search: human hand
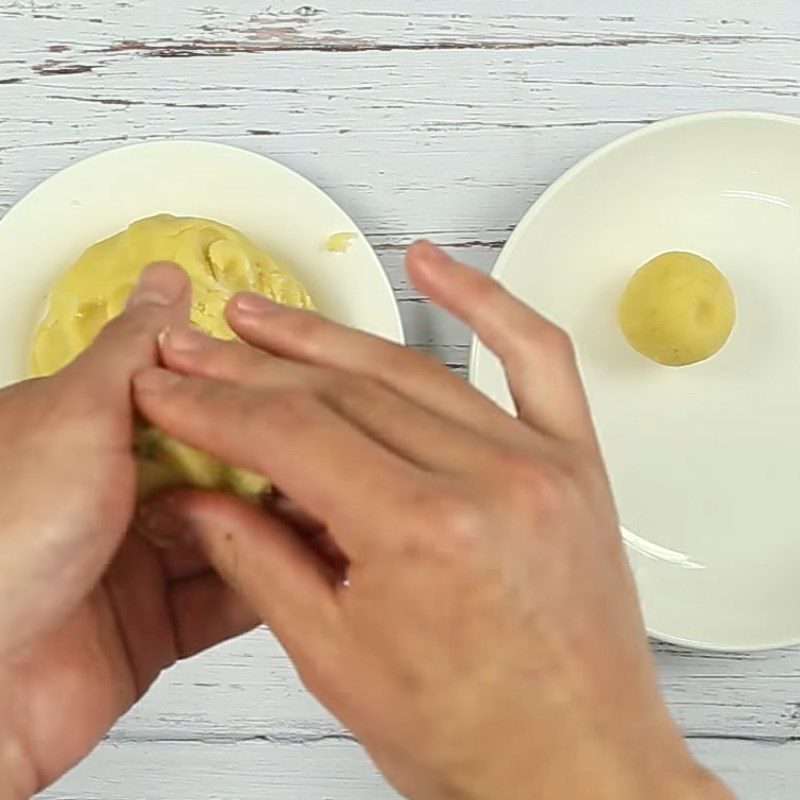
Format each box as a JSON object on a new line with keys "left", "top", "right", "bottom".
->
{"left": 0, "top": 263, "right": 257, "bottom": 799}
{"left": 134, "top": 244, "right": 733, "bottom": 800}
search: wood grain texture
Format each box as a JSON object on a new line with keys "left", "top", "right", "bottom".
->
{"left": 34, "top": 736, "right": 800, "bottom": 800}
{"left": 0, "top": 1, "right": 799, "bottom": 797}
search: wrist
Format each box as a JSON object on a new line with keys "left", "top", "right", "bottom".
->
{"left": 609, "top": 735, "right": 735, "bottom": 800}
{"left": 601, "top": 707, "right": 736, "bottom": 800}
{"left": 596, "top": 741, "right": 735, "bottom": 800}
{"left": 0, "top": 738, "right": 30, "bottom": 800}
{"left": 455, "top": 729, "right": 735, "bottom": 800}
{"left": 482, "top": 758, "right": 734, "bottom": 800}
{"left": 0, "top": 702, "right": 33, "bottom": 800}
{"left": 660, "top": 761, "right": 735, "bottom": 800}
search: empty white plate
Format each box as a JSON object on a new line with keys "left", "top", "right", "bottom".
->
{"left": 470, "top": 112, "right": 800, "bottom": 651}
{"left": 0, "top": 140, "right": 403, "bottom": 386}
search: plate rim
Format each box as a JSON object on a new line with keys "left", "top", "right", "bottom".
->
{"left": 1, "top": 137, "right": 405, "bottom": 345}
{"left": 468, "top": 110, "right": 800, "bottom": 652}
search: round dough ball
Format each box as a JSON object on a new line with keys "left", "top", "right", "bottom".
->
{"left": 30, "top": 214, "right": 315, "bottom": 499}
{"left": 618, "top": 251, "right": 736, "bottom": 367}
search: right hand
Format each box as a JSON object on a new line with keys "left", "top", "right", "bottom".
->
{"left": 134, "top": 242, "right": 733, "bottom": 800}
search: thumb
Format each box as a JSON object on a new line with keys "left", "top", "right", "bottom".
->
{"left": 135, "top": 488, "right": 340, "bottom": 655}
{"left": 62, "top": 261, "right": 191, "bottom": 396}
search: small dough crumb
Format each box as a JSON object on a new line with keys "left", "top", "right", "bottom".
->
{"left": 618, "top": 251, "right": 736, "bottom": 367}
{"left": 325, "top": 232, "right": 357, "bottom": 254}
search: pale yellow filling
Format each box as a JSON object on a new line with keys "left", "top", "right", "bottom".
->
{"left": 618, "top": 251, "right": 736, "bottom": 367}
{"left": 31, "top": 214, "right": 315, "bottom": 499}
{"left": 325, "top": 232, "right": 357, "bottom": 254}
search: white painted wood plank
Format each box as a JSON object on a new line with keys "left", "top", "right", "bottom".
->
{"left": 3, "top": 0, "right": 799, "bottom": 59}
{"left": 37, "top": 735, "right": 800, "bottom": 800}
{"left": 0, "top": 47, "right": 798, "bottom": 248}
{"left": 2, "top": 1, "right": 800, "bottom": 796}
{"left": 0, "top": 5, "right": 799, "bottom": 244}
{"left": 41, "top": 740, "right": 398, "bottom": 800}
{"left": 688, "top": 738, "right": 800, "bottom": 800}
{"left": 91, "top": 630, "right": 800, "bottom": 745}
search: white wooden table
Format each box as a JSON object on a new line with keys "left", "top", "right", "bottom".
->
{"left": 2, "top": 2, "right": 799, "bottom": 797}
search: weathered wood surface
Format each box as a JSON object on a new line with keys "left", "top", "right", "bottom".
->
{"left": 1, "top": 1, "right": 799, "bottom": 797}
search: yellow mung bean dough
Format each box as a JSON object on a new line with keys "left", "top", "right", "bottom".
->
{"left": 618, "top": 251, "right": 736, "bottom": 367}
{"left": 31, "top": 214, "right": 315, "bottom": 499}
{"left": 325, "top": 232, "right": 357, "bottom": 253}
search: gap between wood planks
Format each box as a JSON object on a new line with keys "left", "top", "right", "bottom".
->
{"left": 27, "top": 30, "right": 800, "bottom": 76}
{"left": 100, "top": 729, "right": 800, "bottom": 747}
{"left": 105, "top": 730, "right": 358, "bottom": 746}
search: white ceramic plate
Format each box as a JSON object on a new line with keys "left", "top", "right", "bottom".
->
{"left": 470, "top": 112, "right": 800, "bottom": 651}
{"left": 0, "top": 140, "right": 403, "bottom": 386}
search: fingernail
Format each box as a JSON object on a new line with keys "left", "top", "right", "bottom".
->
{"left": 132, "top": 503, "right": 166, "bottom": 541}
{"left": 162, "top": 325, "right": 209, "bottom": 354}
{"left": 127, "top": 262, "right": 187, "bottom": 309}
{"left": 133, "top": 500, "right": 183, "bottom": 549}
{"left": 232, "top": 292, "right": 281, "bottom": 316}
{"left": 134, "top": 368, "right": 183, "bottom": 394}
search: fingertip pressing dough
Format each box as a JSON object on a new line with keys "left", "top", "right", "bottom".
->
{"left": 618, "top": 251, "right": 736, "bottom": 367}
{"left": 31, "top": 214, "right": 315, "bottom": 499}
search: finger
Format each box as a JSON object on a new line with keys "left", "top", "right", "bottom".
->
{"left": 61, "top": 261, "right": 191, "bottom": 397}
{"left": 264, "top": 494, "right": 326, "bottom": 538}
{"left": 159, "top": 327, "right": 509, "bottom": 475}
{"left": 102, "top": 531, "right": 186, "bottom": 693}
{"left": 137, "top": 488, "right": 340, "bottom": 653}
{"left": 142, "top": 491, "right": 344, "bottom": 581}
{"left": 160, "top": 326, "right": 305, "bottom": 387}
{"left": 158, "top": 538, "right": 212, "bottom": 581}
{"left": 133, "top": 368, "right": 421, "bottom": 552}
{"left": 103, "top": 533, "right": 257, "bottom": 689}
{"left": 224, "top": 291, "right": 520, "bottom": 445}
{"left": 168, "top": 572, "right": 260, "bottom": 659}
{"left": 264, "top": 495, "right": 348, "bottom": 575}
{"left": 406, "top": 241, "right": 595, "bottom": 444}
{"left": 139, "top": 486, "right": 348, "bottom": 581}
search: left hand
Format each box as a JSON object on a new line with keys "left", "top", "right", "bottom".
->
{"left": 0, "top": 263, "right": 258, "bottom": 798}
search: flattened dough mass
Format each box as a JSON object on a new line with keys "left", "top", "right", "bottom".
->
{"left": 31, "top": 214, "right": 315, "bottom": 498}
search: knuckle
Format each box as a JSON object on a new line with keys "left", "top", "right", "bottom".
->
{"left": 535, "top": 321, "right": 575, "bottom": 362}
{"left": 406, "top": 488, "right": 484, "bottom": 568}
{"left": 404, "top": 347, "right": 446, "bottom": 376}
{"left": 369, "top": 340, "right": 441, "bottom": 382}
{"left": 530, "top": 468, "right": 568, "bottom": 519}
{"left": 496, "top": 451, "right": 569, "bottom": 521}
{"left": 281, "top": 310, "right": 323, "bottom": 344}
{"left": 472, "top": 273, "right": 506, "bottom": 312}
{"left": 105, "top": 305, "right": 159, "bottom": 343}
{"left": 321, "top": 371, "right": 387, "bottom": 415}
{"left": 326, "top": 371, "right": 372, "bottom": 400}
{"left": 441, "top": 494, "right": 484, "bottom": 543}
{"left": 498, "top": 450, "right": 542, "bottom": 492}
{"left": 170, "top": 378, "right": 227, "bottom": 424}
{"left": 261, "top": 387, "right": 313, "bottom": 428}
{"left": 553, "top": 449, "right": 591, "bottom": 486}
{"left": 216, "top": 339, "right": 262, "bottom": 373}
{"left": 502, "top": 316, "right": 575, "bottom": 377}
